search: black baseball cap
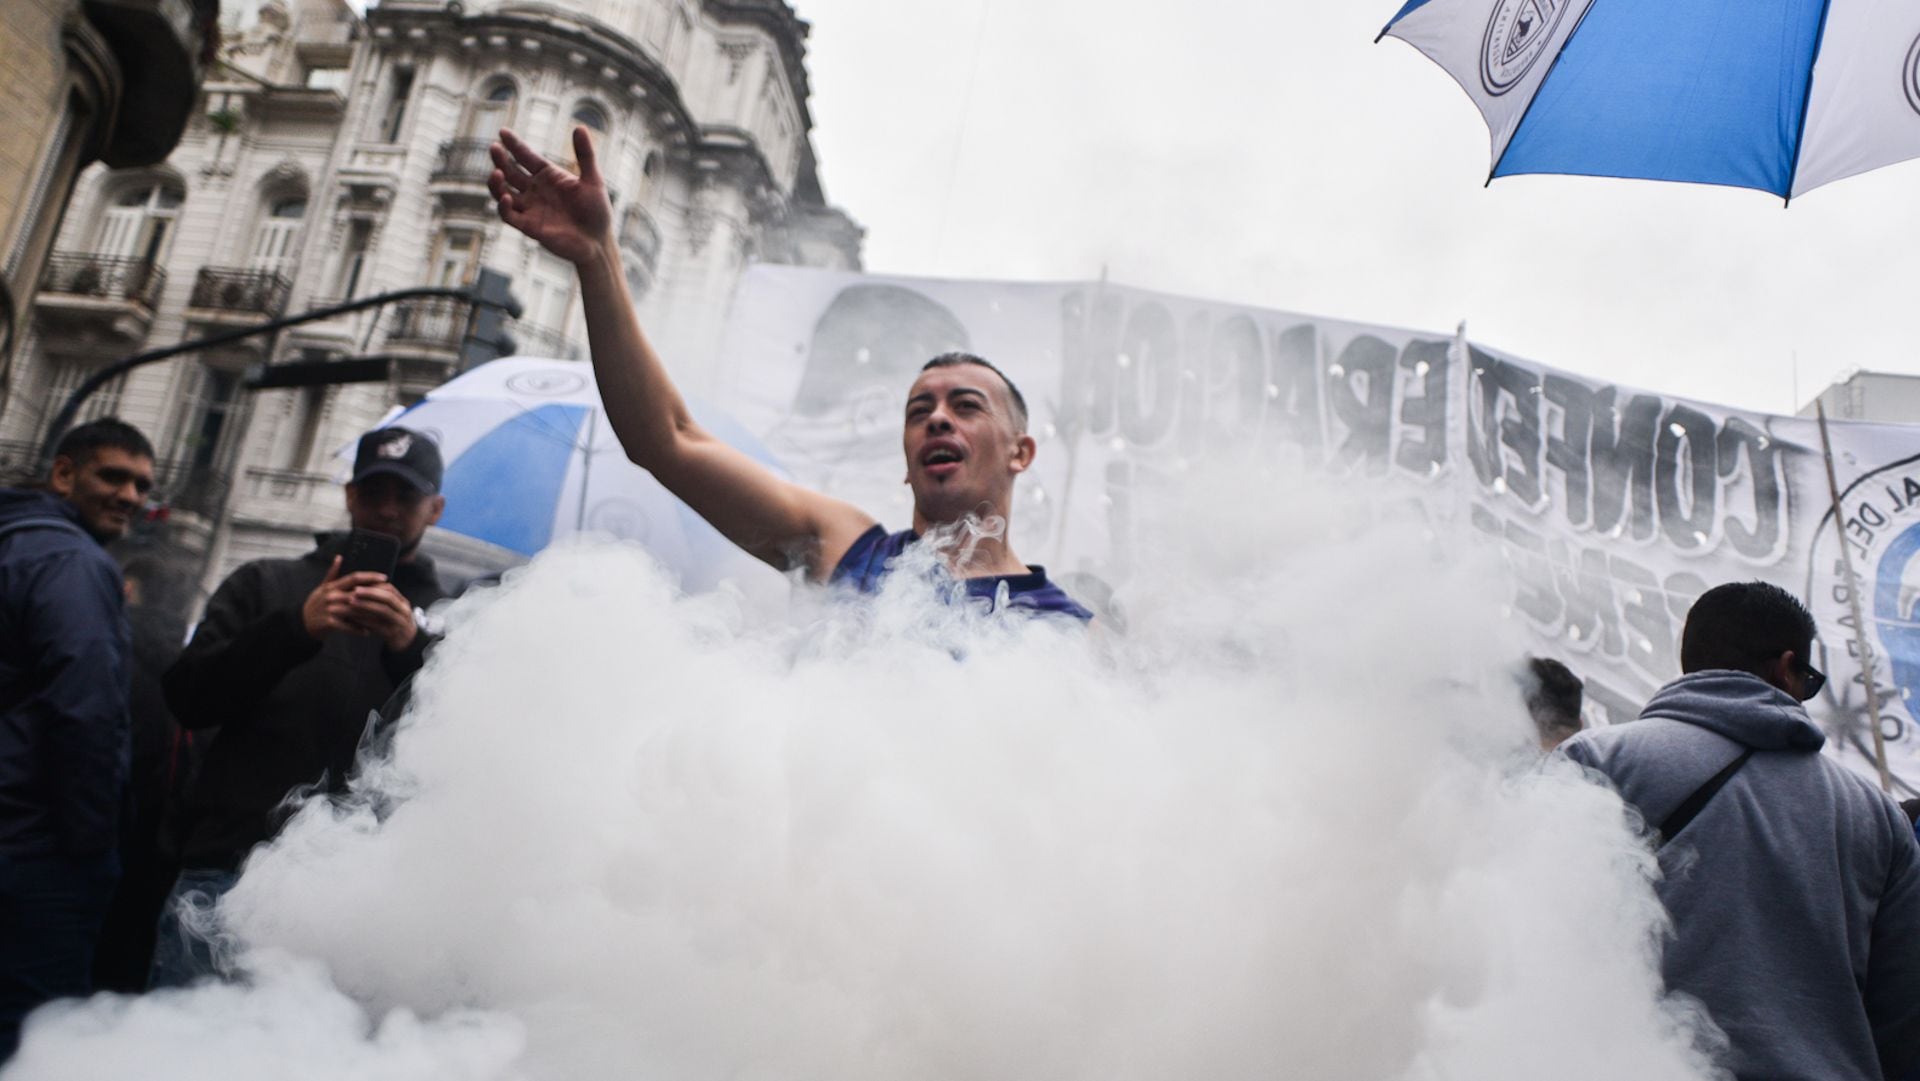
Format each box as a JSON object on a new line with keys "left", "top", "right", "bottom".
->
{"left": 351, "top": 426, "right": 443, "bottom": 494}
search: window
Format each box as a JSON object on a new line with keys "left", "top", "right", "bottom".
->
{"left": 571, "top": 102, "right": 608, "bottom": 134}
{"left": 250, "top": 196, "right": 306, "bottom": 273}
{"left": 524, "top": 251, "right": 575, "bottom": 333}
{"left": 334, "top": 219, "right": 372, "bottom": 300}
{"left": 466, "top": 78, "right": 516, "bottom": 141}
{"left": 180, "top": 366, "right": 240, "bottom": 496}
{"left": 282, "top": 354, "right": 333, "bottom": 470}
{"left": 97, "top": 182, "right": 185, "bottom": 264}
{"left": 378, "top": 66, "right": 414, "bottom": 142}
{"left": 433, "top": 230, "right": 478, "bottom": 286}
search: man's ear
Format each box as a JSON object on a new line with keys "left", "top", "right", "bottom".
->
{"left": 47, "top": 455, "right": 78, "bottom": 497}
{"left": 1009, "top": 433, "right": 1037, "bottom": 475}
{"left": 1762, "top": 650, "right": 1797, "bottom": 694}
{"left": 426, "top": 494, "right": 446, "bottom": 528}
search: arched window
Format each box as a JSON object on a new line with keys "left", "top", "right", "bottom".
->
{"left": 251, "top": 195, "right": 307, "bottom": 272}
{"left": 97, "top": 181, "right": 185, "bottom": 264}
{"left": 571, "top": 102, "right": 608, "bottom": 134}
{"left": 466, "top": 78, "right": 517, "bottom": 141}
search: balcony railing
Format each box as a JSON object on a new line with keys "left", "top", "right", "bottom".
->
{"left": 188, "top": 267, "right": 292, "bottom": 318}
{"left": 39, "top": 253, "right": 166, "bottom": 310}
{"left": 431, "top": 139, "right": 493, "bottom": 184}
{"left": 385, "top": 297, "right": 469, "bottom": 350}
{"left": 507, "top": 319, "right": 583, "bottom": 360}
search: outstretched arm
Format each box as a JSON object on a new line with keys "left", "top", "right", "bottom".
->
{"left": 490, "top": 127, "right": 873, "bottom": 578}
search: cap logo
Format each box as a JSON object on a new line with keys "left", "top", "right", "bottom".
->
{"left": 378, "top": 433, "right": 413, "bottom": 459}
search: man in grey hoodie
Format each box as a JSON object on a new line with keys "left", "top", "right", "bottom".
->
{"left": 1560, "top": 581, "right": 1920, "bottom": 1081}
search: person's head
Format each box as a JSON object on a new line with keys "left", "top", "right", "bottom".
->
{"left": 1680, "top": 581, "right": 1824, "bottom": 701}
{"left": 345, "top": 427, "right": 445, "bottom": 556}
{"left": 1521, "top": 656, "right": 1583, "bottom": 750}
{"left": 47, "top": 418, "right": 155, "bottom": 543}
{"left": 119, "top": 552, "right": 194, "bottom": 614}
{"left": 902, "top": 353, "right": 1036, "bottom": 529}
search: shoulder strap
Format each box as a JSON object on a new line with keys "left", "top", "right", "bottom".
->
{"left": 1657, "top": 747, "right": 1755, "bottom": 847}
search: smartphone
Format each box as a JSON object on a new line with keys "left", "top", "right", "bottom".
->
{"left": 339, "top": 528, "right": 401, "bottom": 579}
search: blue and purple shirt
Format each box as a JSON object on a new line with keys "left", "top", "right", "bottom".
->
{"left": 831, "top": 525, "right": 1094, "bottom": 623}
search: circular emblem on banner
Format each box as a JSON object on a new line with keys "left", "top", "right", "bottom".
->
{"left": 505, "top": 370, "right": 587, "bottom": 397}
{"left": 1905, "top": 33, "right": 1920, "bottom": 117}
{"left": 1806, "top": 452, "right": 1920, "bottom": 779}
{"left": 1481, "top": 0, "right": 1569, "bottom": 96}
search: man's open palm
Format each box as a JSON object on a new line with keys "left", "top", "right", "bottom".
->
{"left": 489, "top": 126, "right": 611, "bottom": 265}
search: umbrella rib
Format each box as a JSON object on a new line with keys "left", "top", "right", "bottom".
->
{"left": 1781, "top": 0, "right": 1838, "bottom": 205}
{"left": 1487, "top": 0, "right": 1603, "bottom": 183}
{"left": 495, "top": 401, "right": 598, "bottom": 450}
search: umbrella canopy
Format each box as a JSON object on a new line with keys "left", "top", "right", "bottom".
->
{"left": 1380, "top": 0, "right": 1920, "bottom": 199}
{"left": 378, "top": 357, "right": 784, "bottom": 589}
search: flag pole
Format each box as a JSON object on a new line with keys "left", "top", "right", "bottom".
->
{"left": 1816, "top": 398, "right": 1893, "bottom": 793}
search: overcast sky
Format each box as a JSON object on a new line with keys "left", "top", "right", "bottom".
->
{"left": 788, "top": 0, "right": 1920, "bottom": 415}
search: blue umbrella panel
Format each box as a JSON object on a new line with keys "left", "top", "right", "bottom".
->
{"left": 1382, "top": 0, "right": 1920, "bottom": 199}
{"left": 436, "top": 402, "right": 590, "bottom": 556}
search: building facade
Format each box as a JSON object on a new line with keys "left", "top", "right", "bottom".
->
{"left": 0, "top": 0, "right": 220, "bottom": 375}
{"left": 2, "top": 0, "right": 861, "bottom": 598}
{"left": 1798, "top": 370, "right": 1920, "bottom": 426}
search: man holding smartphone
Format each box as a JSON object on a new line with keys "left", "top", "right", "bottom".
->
{"left": 151, "top": 426, "right": 448, "bottom": 986}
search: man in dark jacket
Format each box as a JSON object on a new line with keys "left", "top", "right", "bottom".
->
{"left": 0, "top": 419, "right": 154, "bottom": 1059}
{"left": 152, "top": 427, "right": 447, "bottom": 987}
{"left": 90, "top": 555, "right": 195, "bottom": 993}
{"left": 1559, "top": 582, "right": 1920, "bottom": 1081}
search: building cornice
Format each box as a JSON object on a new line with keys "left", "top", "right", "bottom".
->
{"left": 367, "top": 3, "right": 704, "bottom": 152}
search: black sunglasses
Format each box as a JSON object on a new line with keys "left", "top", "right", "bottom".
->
{"left": 1794, "top": 660, "right": 1826, "bottom": 701}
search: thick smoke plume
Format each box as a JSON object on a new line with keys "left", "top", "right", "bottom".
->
{"left": 7, "top": 460, "right": 1720, "bottom": 1080}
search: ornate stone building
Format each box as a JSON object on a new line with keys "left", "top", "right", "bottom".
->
{"left": 1, "top": 0, "right": 861, "bottom": 595}
{"left": 0, "top": 0, "right": 220, "bottom": 374}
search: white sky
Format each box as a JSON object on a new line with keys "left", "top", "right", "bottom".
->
{"left": 790, "top": 0, "right": 1920, "bottom": 415}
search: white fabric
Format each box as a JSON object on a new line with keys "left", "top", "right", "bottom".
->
{"left": 1792, "top": 0, "right": 1920, "bottom": 197}
{"left": 1386, "top": 0, "right": 1597, "bottom": 167}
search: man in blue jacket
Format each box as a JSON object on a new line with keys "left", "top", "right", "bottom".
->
{"left": 1560, "top": 582, "right": 1920, "bottom": 1081}
{"left": 0, "top": 419, "right": 154, "bottom": 1060}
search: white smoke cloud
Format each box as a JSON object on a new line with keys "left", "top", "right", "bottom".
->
{"left": 6, "top": 460, "right": 1720, "bottom": 1080}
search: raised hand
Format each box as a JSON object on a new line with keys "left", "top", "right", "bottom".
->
{"left": 489, "top": 126, "right": 612, "bottom": 266}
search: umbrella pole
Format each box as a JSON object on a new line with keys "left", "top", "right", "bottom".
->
{"left": 577, "top": 408, "right": 596, "bottom": 533}
{"left": 1816, "top": 399, "right": 1893, "bottom": 793}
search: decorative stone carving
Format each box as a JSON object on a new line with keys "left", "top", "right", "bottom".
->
{"left": 720, "top": 40, "right": 756, "bottom": 84}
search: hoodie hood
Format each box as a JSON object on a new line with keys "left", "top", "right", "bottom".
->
{"left": 1641, "top": 669, "right": 1825, "bottom": 752}
{"left": 0, "top": 487, "right": 84, "bottom": 531}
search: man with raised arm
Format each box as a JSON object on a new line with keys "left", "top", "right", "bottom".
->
{"left": 488, "top": 127, "right": 1089, "bottom": 621}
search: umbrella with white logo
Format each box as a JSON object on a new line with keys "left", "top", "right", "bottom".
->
{"left": 375, "top": 356, "right": 784, "bottom": 592}
{"left": 1379, "top": 0, "right": 1920, "bottom": 200}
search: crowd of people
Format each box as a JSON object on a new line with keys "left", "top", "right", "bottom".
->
{"left": 2, "top": 124, "right": 1917, "bottom": 1080}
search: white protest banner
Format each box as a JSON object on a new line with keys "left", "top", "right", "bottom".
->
{"left": 709, "top": 265, "right": 1920, "bottom": 791}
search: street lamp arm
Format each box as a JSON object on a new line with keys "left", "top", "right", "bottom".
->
{"left": 36, "top": 284, "right": 514, "bottom": 470}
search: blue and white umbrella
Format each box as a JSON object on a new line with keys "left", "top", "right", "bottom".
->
{"left": 1380, "top": 0, "right": 1920, "bottom": 199}
{"left": 378, "top": 356, "right": 784, "bottom": 590}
